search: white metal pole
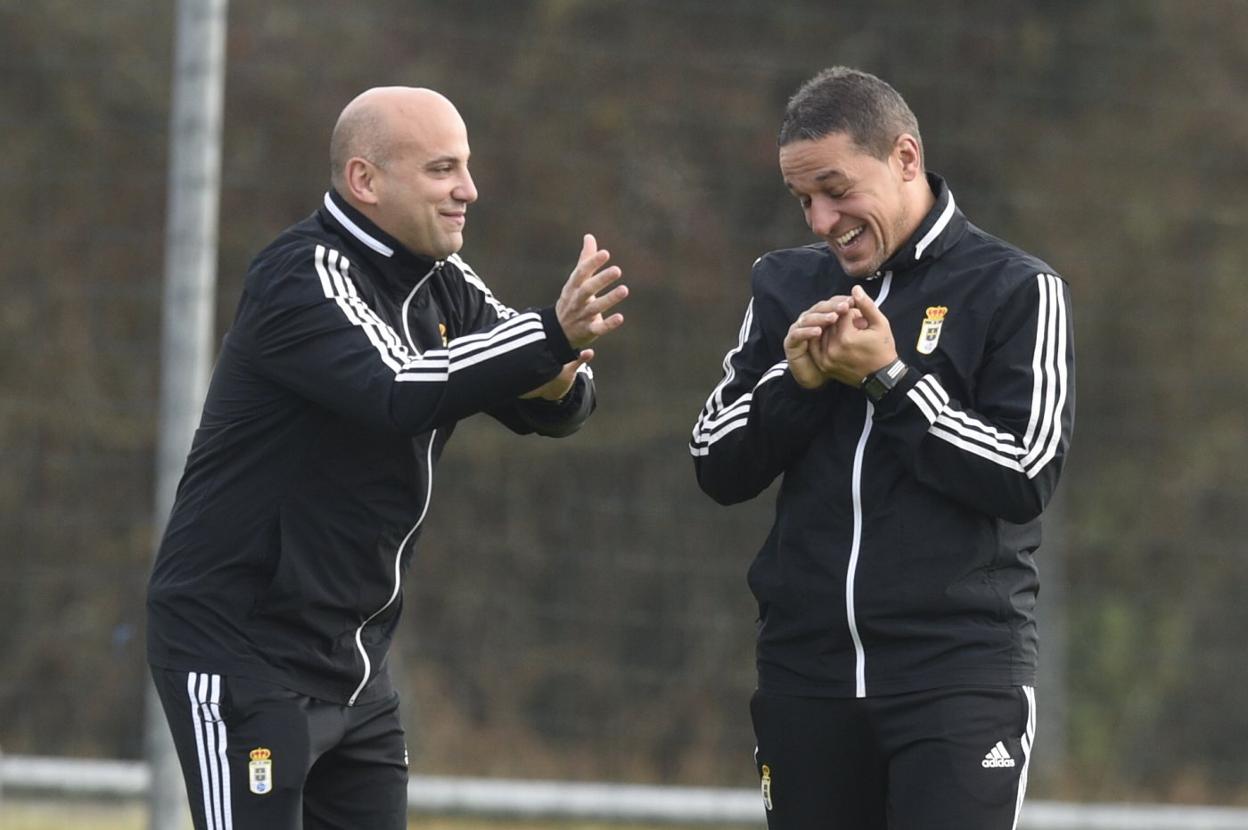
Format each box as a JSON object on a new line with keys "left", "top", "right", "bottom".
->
{"left": 1036, "top": 485, "right": 1069, "bottom": 783}
{"left": 146, "top": 0, "right": 228, "bottom": 828}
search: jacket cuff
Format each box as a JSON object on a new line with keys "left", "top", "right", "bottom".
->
{"left": 873, "top": 369, "right": 948, "bottom": 423}
{"left": 870, "top": 366, "right": 923, "bottom": 417}
{"left": 539, "top": 306, "right": 579, "bottom": 364}
{"left": 515, "top": 372, "right": 596, "bottom": 437}
{"left": 776, "top": 369, "right": 833, "bottom": 402}
{"left": 761, "top": 368, "right": 836, "bottom": 434}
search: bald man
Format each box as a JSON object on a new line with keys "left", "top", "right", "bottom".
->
{"left": 146, "top": 87, "right": 628, "bottom": 830}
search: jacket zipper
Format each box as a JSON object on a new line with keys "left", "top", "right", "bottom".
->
{"left": 347, "top": 430, "right": 436, "bottom": 705}
{"left": 347, "top": 263, "right": 442, "bottom": 705}
{"left": 845, "top": 271, "right": 893, "bottom": 698}
{"left": 400, "top": 261, "right": 442, "bottom": 355}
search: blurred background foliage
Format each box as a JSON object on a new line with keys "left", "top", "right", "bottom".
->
{"left": 1, "top": 0, "right": 1246, "bottom": 805}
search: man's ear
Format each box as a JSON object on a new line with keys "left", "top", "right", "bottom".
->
{"left": 894, "top": 134, "right": 923, "bottom": 182}
{"left": 344, "top": 157, "right": 380, "bottom": 205}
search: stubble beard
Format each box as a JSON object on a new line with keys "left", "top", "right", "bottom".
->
{"left": 851, "top": 203, "right": 911, "bottom": 278}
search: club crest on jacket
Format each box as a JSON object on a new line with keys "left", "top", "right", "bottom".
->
{"left": 917, "top": 305, "right": 948, "bottom": 355}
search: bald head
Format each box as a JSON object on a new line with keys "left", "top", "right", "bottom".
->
{"left": 329, "top": 87, "right": 462, "bottom": 192}
{"left": 329, "top": 86, "right": 478, "bottom": 258}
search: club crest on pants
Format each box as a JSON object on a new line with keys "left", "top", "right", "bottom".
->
{"left": 248, "top": 747, "right": 273, "bottom": 795}
{"left": 760, "top": 763, "right": 773, "bottom": 811}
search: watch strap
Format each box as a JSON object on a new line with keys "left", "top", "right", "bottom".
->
{"left": 860, "top": 358, "right": 908, "bottom": 402}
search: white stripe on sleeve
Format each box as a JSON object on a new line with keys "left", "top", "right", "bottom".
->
{"left": 919, "top": 273, "right": 1069, "bottom": 480}
{"left": 688, "top": 284, "right": 782, "bottom": 459}
{"left": 312, "top": 246, "right": 551, "bottom": 386}
{"left": 452, "top": 253, "right": 517, "bottom": 320}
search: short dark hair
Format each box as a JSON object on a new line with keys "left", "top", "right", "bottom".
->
{"left": 778, "top": 66, "right": 921, "bottom": 160}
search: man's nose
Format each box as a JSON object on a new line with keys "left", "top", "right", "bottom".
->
{"left": 455, "top": 171, "right": 478, "bottom": 204}
{"left": 809, "top": 198, "right": 839, "bottom": 238}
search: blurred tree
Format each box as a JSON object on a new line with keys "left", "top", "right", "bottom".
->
{"left": 1, "top": 0, "right": 1246, "bottom": 804}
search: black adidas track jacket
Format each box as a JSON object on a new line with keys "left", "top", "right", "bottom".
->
{"left": 691, "top": 174, "right": 1075, "bottom": 698}
{"left": 147, "top": 190, "right": 593, "bottom": 705}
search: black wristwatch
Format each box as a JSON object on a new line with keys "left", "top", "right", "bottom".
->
{"left": 860, "top": 358, "right": 908, "bottom": 402}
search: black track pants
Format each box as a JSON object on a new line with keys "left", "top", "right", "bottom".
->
{"left": 151, "top": 667, "right": 409, "bottom": 830}
{"left": 750, "top": 685, "right": 1036, "bottom": 830}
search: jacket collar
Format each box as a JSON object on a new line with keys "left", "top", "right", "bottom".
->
{"left": 870, "top": 172, "right": 966, "bottom": 278}
{"left": 319, "top": 189, "right": 442, "bottom": 284}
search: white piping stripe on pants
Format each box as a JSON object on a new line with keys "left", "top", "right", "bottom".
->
{"left": 187, "top": 671, "right": 233, "bottom": 830}
{"left": 1012, "top": 684, "right": 1037, "bottom": 830}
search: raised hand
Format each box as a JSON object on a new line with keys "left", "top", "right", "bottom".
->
{"left": 813, "top": 285, "right": 898, "bottom": 386}
{"left": 555, "top": 234, "right": 628, "bottom": 349}
{"left": 785, "top": 298, "right": 852, "bottom": 389}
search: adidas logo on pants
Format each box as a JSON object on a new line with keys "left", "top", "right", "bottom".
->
{"left": 982, "top": 740, "right": 1016, "bottom": 768}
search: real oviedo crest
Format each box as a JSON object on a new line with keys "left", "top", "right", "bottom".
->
{"left": 917, "top": 306, "right": 948, "bottom": 355}
{"left": 248, "top": 747, "right": 273, "bottom": 795}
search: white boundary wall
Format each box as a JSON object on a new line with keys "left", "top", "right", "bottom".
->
{"left": 3, "top": 755, "right": 1248, "bottom": 829}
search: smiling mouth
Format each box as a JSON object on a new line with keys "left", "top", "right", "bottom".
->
{"left": 833, "top": 226, "right": 865, "bottom": 249}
